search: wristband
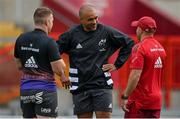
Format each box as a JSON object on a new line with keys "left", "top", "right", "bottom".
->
{"left": 121, "top": 94, "right": 128, "bottom": 100}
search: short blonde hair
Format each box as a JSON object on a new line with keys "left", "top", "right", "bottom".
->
{"left": 33, "top": 7, "right": 53, "bottom": 25}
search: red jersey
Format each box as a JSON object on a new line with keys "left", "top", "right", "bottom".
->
{"left": 128, "top": 36, "right": 166, "bottom": 109}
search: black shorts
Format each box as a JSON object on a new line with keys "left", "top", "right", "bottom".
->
{"left": 20, "top": 89, "right": 58, "bottom": 118}
{"left": 72, "top": 89, "right": 112, "bottom": 115}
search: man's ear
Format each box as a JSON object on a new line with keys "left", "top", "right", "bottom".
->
{"left": 79, "top": 18, "right": 83, "bottom": 24}
{"left": 44, "top": 19, "right": 49, "bottom": 26}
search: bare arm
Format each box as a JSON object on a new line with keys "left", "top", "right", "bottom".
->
{"left": 51, "top": 59, "right": 70, "bottom": 89}
{"left": 124, "top": 69, "right": 142, "bottom": 96}
{"left": 14, "top": 58, "right": 23, "bottom": 70}
{"left": 122, "top": 69, "right": 142, "bottom": 112}
{"left": 51, "top": 59, "right": 66, "bottom": 76}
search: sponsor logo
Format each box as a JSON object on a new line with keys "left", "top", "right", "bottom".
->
{"left": 24, "top": 56, "right": 38, "bottom": 68}
{"left": 41, "top": 108, "right": 51, "bottom": 113}
{"left": 35, "top": 92, "right": 43, "bottom": 104}
{"left": 108, "top": 103, "right": 112, "bottom": 108}
{"left": 76, "top": 43, "right": 83, "bottom": 49}
{"left": 154, "top": 57, "right": 163, "bottom": 68}
{"left": 20, "top": 95, "right": 35, "bottom": 103}
{"left": 150, "top": 48, "right": 164, "bottom": 52}
{"left": 21, "top": 46, "right": 39, "bottom": 52}
{"left": 20, "top": 91, "right": 43, "bottom": 104}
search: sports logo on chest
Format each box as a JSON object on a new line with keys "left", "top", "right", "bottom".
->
{"left": 76, "top": 43, "right": 83, "bottom": 49}
{"left": 99, "top": 39, "right": 106, "bottom": 46}
{"left": 98, "top": 38, "right": 107, "bottom": 51}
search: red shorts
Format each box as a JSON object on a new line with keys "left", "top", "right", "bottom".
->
{"left": 124, "top": 101, "right": 161, "bottom": 118}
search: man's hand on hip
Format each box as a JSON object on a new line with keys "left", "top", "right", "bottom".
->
{"left": 102, "top": 64, "right": 116, "bottom": 72}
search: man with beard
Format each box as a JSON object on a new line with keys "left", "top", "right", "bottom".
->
{"left": 121, "top": 16, "right": 166, "bottom": 118}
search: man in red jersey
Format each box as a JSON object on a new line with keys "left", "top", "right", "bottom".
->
{"left": 121, "top": 16, "right": 166, "bottom": 118}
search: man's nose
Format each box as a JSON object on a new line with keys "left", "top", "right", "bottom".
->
{"left": 92, "top": 19, "right": 97, "bottom": 24}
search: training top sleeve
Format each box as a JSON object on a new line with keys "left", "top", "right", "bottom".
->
{"left": 47, "top": 38, "right": 61, "bottom": 62}
{"left": 56, "top": 31, "right": 71, "bottom": 54}
{"left": 130, "top": 44, "right": 144, "bottom": 69}
{"left": 107, "top": 27, "right": 135, "bottom": 69}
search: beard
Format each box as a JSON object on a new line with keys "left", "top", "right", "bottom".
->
{"left": 83, "top": 23, "right": 97, "bottom": 31}
{"left": 137, "top": 33, "right": 142, "bottom": 41}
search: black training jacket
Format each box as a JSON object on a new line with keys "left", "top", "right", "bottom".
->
{"left": 56, "top": 24, "right": 134, "bottom": 94}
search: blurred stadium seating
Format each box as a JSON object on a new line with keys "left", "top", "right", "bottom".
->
{"left": 0, "top": 22, "right": 23, "bottom": 37}
{"left": 0, "top": 21, "right": 23, "bottom": 105}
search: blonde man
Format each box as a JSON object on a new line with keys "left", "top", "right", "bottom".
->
{"left": 14, "top": 7, "right": 70, "bottom": 118}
